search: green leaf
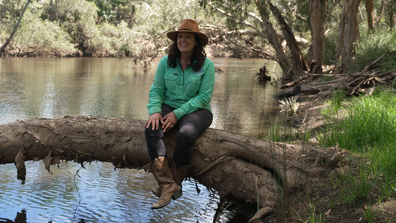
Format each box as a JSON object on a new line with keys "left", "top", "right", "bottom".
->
{"left": 30, "top": 1, "right": 42, "bottom": 9}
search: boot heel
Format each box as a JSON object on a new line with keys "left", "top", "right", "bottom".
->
{"left": 172, "top": 188, "right": 183, "bottom": 200}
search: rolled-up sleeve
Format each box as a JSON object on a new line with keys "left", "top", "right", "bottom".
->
{"left": 147, "top": 58, "right": 167, "bottom": 115}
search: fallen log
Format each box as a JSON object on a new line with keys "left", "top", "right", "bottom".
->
{"left": 0, "top": 116, "right": 343, "bottom": 218}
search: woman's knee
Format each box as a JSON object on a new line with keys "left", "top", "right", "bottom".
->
{"left": 145, "top": 127, "right": 163, "bottom": 140}
{"left": 177, "top": 126, "right": 198, "bottom": 142}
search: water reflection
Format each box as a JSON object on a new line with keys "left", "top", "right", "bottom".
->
{"left": 0, "top": 57, "right": 281, "bottom": 136}
{"left": 0, "top": 58, "right": 281, "bottom": 222}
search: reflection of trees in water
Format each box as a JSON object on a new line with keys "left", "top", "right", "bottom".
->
{"left": 0, "top": 209, "right": 26, "bottom": 223}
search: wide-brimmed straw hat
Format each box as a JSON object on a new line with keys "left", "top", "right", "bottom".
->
{"left": 167, "top": 19, "right": 208, "bottom": 46}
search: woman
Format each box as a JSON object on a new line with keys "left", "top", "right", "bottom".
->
{"left": 144, "top": 19, "right": 215, "bottom": 209}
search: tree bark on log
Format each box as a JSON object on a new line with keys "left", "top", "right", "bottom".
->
{"left": 0, "top": 116, "right": 343, "bottom": 215}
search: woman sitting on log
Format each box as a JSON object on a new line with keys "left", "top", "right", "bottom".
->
{"left": 144, "top": 19, "right": 215, "bottom": 209}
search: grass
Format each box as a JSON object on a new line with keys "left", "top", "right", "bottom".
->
{"left": 318, "top": 88, "right": 396, "bottom": 221}
{"left": 347, "top": 28, "right": 396, "bottom": 73}
{"left": 320, "top": 89, "right": 396, "bottom": 171}
{"left": 260, "top": 88, "right": 396, "bottom": 222}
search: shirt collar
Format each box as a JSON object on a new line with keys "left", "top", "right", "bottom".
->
{"left": 177, "top": 58, "right": 195, "bottom": 69}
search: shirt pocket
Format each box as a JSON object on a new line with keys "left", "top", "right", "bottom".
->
{"left": 185, "top": 74, "right": 203, "bottom": 97}
{"left": 164, "top": 72, "right": 178, "bottom": 94}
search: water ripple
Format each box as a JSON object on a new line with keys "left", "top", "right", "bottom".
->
{"left": 0, "top": 161, "right": 236, "bottom": 222}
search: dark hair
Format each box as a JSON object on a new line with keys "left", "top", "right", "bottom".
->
{"left": 168, "top": 33, "right": 207, "bottom": 72}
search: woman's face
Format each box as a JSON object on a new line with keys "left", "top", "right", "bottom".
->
{"left": 177, "top": 32, "right": 197, "bottom": 55}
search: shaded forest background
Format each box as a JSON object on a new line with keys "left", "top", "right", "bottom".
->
{"left": 1, "top": 0, "right": 396, "bottom": 76}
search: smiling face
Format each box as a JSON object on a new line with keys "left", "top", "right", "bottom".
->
{"left": 177, "top": 32, "right": 197, "bottom": 55}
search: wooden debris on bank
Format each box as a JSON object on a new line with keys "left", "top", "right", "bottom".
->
{"left": 275, "top": 55, "right": 396, "bottom": 98}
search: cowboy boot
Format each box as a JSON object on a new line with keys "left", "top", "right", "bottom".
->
{"left": 151, "top": 159, "right": 172, "bottom": 197}
{"left": 152, "top": 162, "right": 193, "bottom": 199}
{"left": 149, "top": 157, "right": 180, "bottom": 209}
{"left": 171, "top": 161, "right": 193, "bottom": 199}
{"left": 152, "top": 186, "right": 161, "bottom": 197}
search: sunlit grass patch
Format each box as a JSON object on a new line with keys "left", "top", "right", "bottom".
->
{"left": 348, "top": 28, "right": 396, "bottom": 73}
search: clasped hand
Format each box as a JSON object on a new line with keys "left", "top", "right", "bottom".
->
{"left": 145, "top": 112, "right": 177, "bottom": 133}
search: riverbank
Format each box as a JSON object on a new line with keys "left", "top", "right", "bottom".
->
{"left": 262, "top": 87, "right": 396, "bottom": 222}
{"left": 0, "top": 43, "right": 275, "bottom": 62}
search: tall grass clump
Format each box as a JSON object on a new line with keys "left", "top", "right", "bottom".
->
{"left": 322, "top": 89, "right": 346, "bottom": 117}
{"left": 347, "top": 28, "right": 396, "bottom": 73}
{"left": 336, "top": 90, "right": 396, "bottom": 151}
{"left": 320, "top": 89, "right": 396, "bottom": 175}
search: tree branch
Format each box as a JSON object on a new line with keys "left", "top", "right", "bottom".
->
{"left": 0, "top": 0, "right": 32, "bottom": 55}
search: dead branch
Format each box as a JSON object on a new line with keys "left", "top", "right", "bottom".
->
{"left": 276, "top": 55, "right": 396, "bottom": 98}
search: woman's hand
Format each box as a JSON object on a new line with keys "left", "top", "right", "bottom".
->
{"left": 145, "top": 113, "right": 162, "bottom": 130}
{"left": 162, "top": 112, "right": 177, "bottom": 133}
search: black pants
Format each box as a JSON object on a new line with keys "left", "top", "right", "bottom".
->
{"left": 145, "top": 104, "right": 213, "bottom": 168}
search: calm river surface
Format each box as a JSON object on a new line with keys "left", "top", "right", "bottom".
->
{"left": 0, "top": 57, "right": 282, "bottom": 223}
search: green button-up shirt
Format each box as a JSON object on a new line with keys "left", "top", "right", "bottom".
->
{"left": 147, "top": 55, "right": 215, "bottom": 120}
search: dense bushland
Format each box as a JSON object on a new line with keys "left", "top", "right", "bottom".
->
{"left": 1, "top": 0, "right": 396, "bottom": 73}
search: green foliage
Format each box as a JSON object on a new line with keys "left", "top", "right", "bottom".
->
{"left": 306, "top": 203, "right": 324, "bottom": 223}
{"left": 2, "top": 0, "right": 213, "bottom": 58}
{"left": 45, "top": 0, "right": 115, "bottom": 56}
{"left": 363, "top": 205, "right": 377, "bottom": 223}
{"left": 321, "top": 89, "right": 347, "bottom": 118}
{"left": 87, "top": 0, "right": 137, "bottom": 27}
{"left": 348, "top": 28, "right": 396, "bottom": 73}
{"left": 11, "top": 9, "right": 76, "bottom": 56}
{"left": 320, "top": 90, "right": 396, "bottom": 153}
{"left": 317, "top": 89, "right": 396, "bottom": 210}
{"left": 0, "top": 0, "right": 29, "bottom": 35}
{"left": 277, "top": 0, "right": 310, "bottom": 35}
{"left": 1, "top": 0, "right": 395, "bottom": 67}
{"left": 323, "top": 31, "right": 338, "bottom": 65}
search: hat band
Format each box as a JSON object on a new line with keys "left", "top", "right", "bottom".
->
{"left": 178, "top": 29, "right": 194, "bottom": 32}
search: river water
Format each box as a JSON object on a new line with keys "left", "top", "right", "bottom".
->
{"left": 0, "top": 57, "right": 281, "bottom": 223}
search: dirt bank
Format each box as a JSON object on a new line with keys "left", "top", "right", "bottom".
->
{"left": 261, "top": 93, "right": 396, "bottom": 223}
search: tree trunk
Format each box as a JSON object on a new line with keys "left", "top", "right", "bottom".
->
{"left": 391, "top": 12, "right": 396, "bottom": 29}
{"left": 49, "top": 0, "right": 56, "bottom": 21}
{"left": 366, "top": 0, "right": 375, "bottom": 32}
{"left": 255, "top": 0, "right": 291, "bottom": 75}
{"left": 387, "top": 0, "right": 396, "bottom": 29}
{"left": 0, "top": 116, "right": 342, "bottom": 215}
{"left": 320, "top": 0, "right": 328, "bottom": 68}
{"left": 268, "top": 1, "right": 308, "bottom": 79}
{"left": 309, "top": 0, "right": 325, "bottom": 74}
{"left": 0, "top": 0, "right": 31, "bottom": 55}
{"left": 335, "top": 0, "right": 361, "bottom": 73}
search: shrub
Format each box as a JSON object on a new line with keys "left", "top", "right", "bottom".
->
{"left": 348, "top": 28, "right": 396, "bottom": 73}
{"left": 13, "top": 10, "right": 76, "bottom": 57}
